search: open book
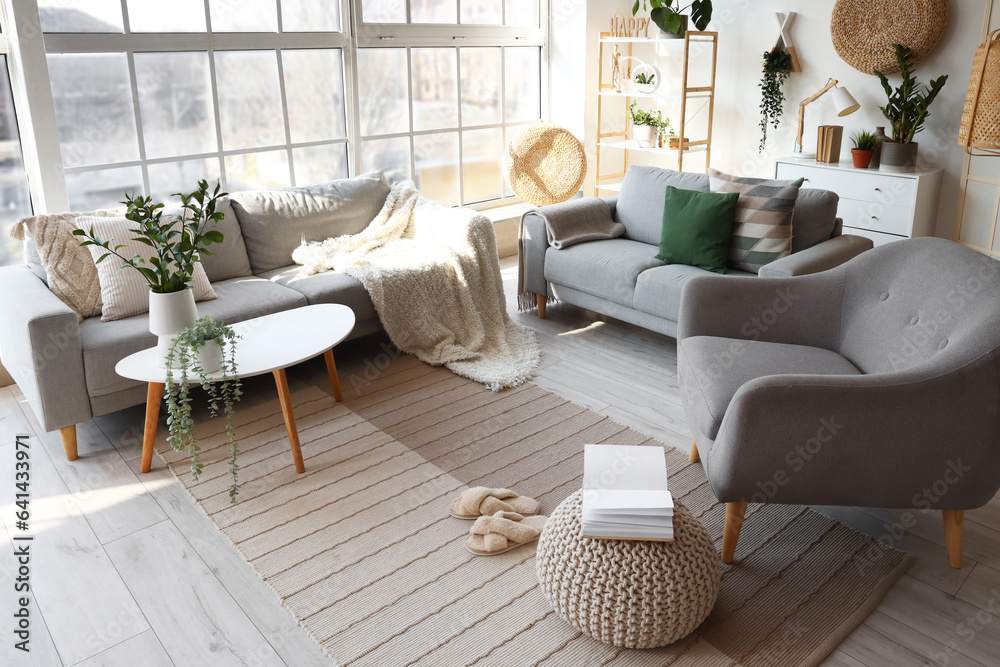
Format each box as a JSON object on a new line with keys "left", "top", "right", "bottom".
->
{"left": 582, "top": 444, "right": 674, "bottom": 541}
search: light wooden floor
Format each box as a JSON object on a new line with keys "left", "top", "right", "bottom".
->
{"left": 0, "top": 258, "right": 998, "bottom": 666}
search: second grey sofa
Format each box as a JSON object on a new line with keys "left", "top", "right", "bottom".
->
{"left": 520, "top": 165, "right": 873, "bottom": 337}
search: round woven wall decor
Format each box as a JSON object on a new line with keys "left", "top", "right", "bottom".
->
{"left": 503, "top": 124, "right": 587, "bottom": 206}
{"left": 831, "top": 0, "right": 949, "bottom": 74}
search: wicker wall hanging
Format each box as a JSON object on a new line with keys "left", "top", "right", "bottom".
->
{"left": 503, "top": 125, "right": 587, "bottom": 206}
{"left": 831, "top": 0, "right": 949, "bottom": 75}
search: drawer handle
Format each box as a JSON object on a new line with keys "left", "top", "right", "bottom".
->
{"left": 875, "top": 188, "right": 881, "bottom": 192}
{"left": 871, "top": 216, "right": 878, "bottom": 219}
{"left": 803, "top": 178, "right": 810, "bottom": 182}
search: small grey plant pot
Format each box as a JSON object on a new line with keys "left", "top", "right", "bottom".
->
{"left": 658, "top": 16, "right": 688, "bottom": 39}
{"left": 880, "top": 141, "right": 918, "bottom": 173}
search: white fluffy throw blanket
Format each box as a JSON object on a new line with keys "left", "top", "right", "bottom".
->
{"left": 292, "top": 181, "right": 539, "bottom": 391}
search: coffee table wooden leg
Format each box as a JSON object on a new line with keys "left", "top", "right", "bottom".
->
{"left": 141, "top": 382, "right": 164, "bottom": 474}
{"left": 273, "top": 368, "right": 305, "bottom": 473}
{"left": 324, "top": 348, "right": 344, "bottom": 402}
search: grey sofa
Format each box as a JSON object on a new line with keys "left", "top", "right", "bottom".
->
{"left": 678, "top": 237, "right": 1000, "bottom": 569}
{"left": 520, "top": 165, "right": 874, "bottom": 337}
{"left": 0, "top": 171, "right": 391, "bottom": 459}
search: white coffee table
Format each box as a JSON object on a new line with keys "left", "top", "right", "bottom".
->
{"left": 116, "top": 303, "right": 356, "bottom": 476}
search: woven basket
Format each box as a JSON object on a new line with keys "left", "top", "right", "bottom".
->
{"left": 502, "top": 124, "right": 587, "bottom": 206}
{"left": 959, "top": 29, "right": 1000, "bottom": 155}
{"left": 831, "top": 0, "right": 949, "bottom": 74}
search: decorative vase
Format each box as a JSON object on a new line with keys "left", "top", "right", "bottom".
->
{"left": 851, "top": 148, "right": 874, "bottom": 169}
{"left": 869, "top": 127, "right": 887, "bottom": 169}
{"left": 880, "top": 141, "right": 918, "bottom": 173}
{"left": 632, "top": 124, "right": 657, "bottom": 148}
{"left": 658, "top": 15, "right": 688, "bottom": 39}
{"left": 148, "top": 288, "right": 198, "bottom": 368}
{"left": 197, "top": 338, "right": 224, "bottom": 374}
{"left": 631, "top": 63, "right": 660, "bottom": 95}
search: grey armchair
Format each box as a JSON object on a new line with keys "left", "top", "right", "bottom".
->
{"left": 678, "top": 237, "right": 1000, "bottom": 569}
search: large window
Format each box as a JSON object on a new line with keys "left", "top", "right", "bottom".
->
{"left": 0, "top": 17, "right": 32, "bottom": 267}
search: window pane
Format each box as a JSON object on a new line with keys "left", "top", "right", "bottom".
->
{"left": 283, "top": 50, "right": 347, "bottom": 144}
{"left": 461, "top": 0, "right": 501, "bottom": 25}
{"left": 293, "top": 144, "right": 349, "bottom": 186}
{"left": 462, "top": 128, "right": 501, "bottom": 203}
{"left": 413, "top": 0, "right": 457, "bottom": 24}
{"left": 215, "top": 51, "right": 284, "bottom": 150}
{"left": 0, "top": 63, "right": 32, "bottom": 268}
{"left": 66, "top": 167, "right": 143, "bottom": 211}
{"left": 358, "top": 49, "right": 409, "bottom": 137}
{"left": 283, "top": 0, "right": 341, "bottom": 31}
{"left": 127, "top": 0, "right": 207, "bottom": 32}
{"left": 460, "top": 48, "right": 501, "bottom": 127}
{"left": 504, "top": 0, "right": 537, "bottom": 26}
{"left": 209, "top": 0, "right": 278, "bottom": 32}
{"left": 412, "top": 49, "right": 458, "bottom": 131}
{"left": 48, "top": 54, "right": 140, "bottom": 168}
{"left": 363, "top": 137, "right": 410, "bottom": 183}
{"left": 505, "top": 47, "right": 541, "bottom": 122}
{"left": 135, "top": 52, "right": 217, "bottom": 159}
{"left": 39, "top": 0, "right": 124, "bottom": 33}
{"left": 415, "top": 133, "right": 459, "bottom": 207}
{"left": 147, "top": 159, "right": 222, "bottom": 204}
{"left": 225, "top": 150, "right": 290, "bottom": 191}
{"left": 362, "top": 0, "right": 406, "bottom": 23}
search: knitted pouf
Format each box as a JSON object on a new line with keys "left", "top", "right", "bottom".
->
{"left": 536, "top": 490, "right": 720, "bottom": 648}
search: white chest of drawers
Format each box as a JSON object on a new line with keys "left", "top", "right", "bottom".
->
{"left": 774, "top": 157, "right": 943, "bottom": 246}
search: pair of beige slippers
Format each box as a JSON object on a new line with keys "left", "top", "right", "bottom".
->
{"left": 449, "top": 487, "right": 548, "bottom": 556}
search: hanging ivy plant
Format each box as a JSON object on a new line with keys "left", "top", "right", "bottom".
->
{"left": 759, "top": 49, "right": 793, "bottom": 152}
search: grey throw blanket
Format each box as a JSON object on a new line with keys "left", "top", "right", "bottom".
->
{"left": 517, "top": 198, "right": 625, "bottom": 310}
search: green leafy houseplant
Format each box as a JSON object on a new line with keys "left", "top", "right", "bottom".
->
{"left": 635, "top": 72, "right": 656, "bottom": 85}
{"left": 73, "top": 180, "right": 228, "bottom": 293}
{"left": 631, "top": 0, "right": 712, "bottom": 36}
{"left": 874, "top": 43, "right": 948, "bottom": 144}
{"left": 165, "top": 316, "right": 243, "bottom": 501}
{"left": 629, "top": 100, "right": 667, "bottom": 127}
{"left": 852, "top": 130, "right": 879, "bottom": 151}
{"left": 759, "top": 49, "right": 793, "bottom": 152}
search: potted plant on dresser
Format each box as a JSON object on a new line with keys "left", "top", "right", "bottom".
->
{"left": 850, "top": 130, "right": 879, "bottom": 169}
{"left": 629, "top": 101, "right": 667, "bottom": 148}
{"left": 874, "top": 43, "right": 947, "bottom": 173}
{"left": 630, "top": 0, "right": 712, "bottom": 38}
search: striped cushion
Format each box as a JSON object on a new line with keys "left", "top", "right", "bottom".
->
{"left": 79, "top": 215, "right": 217, "bottom": 322}
{"left": 708, "top": 169, "right": 804, "bottom": 273}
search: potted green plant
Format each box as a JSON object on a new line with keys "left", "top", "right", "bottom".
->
{"left": 850, "top": 130, "right": 879, "bottom": 169}
{"left": 759, "top": 49, "right": 793, "bottom": 152}
{"left": 629, "top": 101, "right": 666, "bottom": 148}
{"left": 74, "top": 181, "right": 228, "bottom": 366}
{"left": 874, "top": 43, "right": 948, "bottom": 173}
{"left": 633, "top": 70, "right": 657, "bottom": 95}
{"left": 630, "top": 0, "right": 712, "bottom": 39}
{"left": 165, "top": 316, "right": 243, "bottom": 501}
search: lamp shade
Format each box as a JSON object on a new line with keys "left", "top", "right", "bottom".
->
{"left": 832, "top": 87, "right": 860, "bottom": 117}
{"left": 958, "top": 29, "right": 1000, "bottom": 156}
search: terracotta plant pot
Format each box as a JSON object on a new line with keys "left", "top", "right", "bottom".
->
{"left": 880, "top": 141, "right": 918, "bottom": 173}
{"left": 851, "top": 149, "right": 874, "bottom": 169}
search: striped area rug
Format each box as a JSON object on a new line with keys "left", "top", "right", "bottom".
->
{"left": 157, "top": 355, "right": 911, "bottom": 666}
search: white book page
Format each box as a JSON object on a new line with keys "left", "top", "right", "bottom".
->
{"left": 583, "top": 444, "right": 670, "bottom": 510}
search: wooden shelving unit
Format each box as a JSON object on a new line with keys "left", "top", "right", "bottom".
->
{"left": 595, "top": 31, "right": 718, "bottom": 194}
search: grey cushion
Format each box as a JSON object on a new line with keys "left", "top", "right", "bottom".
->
{"left": 615, "top": 166, "right": 710, "bottom": 245}
{"left": 23, "top": 239, "right": 48, "bottom": 284}
{"left": 679, "top": 336, "right": 861, "bottom": 440}
{"left": 792, "top": 189, "right": 840, "bottom": 253}
{"left": 198, "top": 198, "right": 254, "bottom": 283}
{"left": 79, "top": 277, "right": 306, "bottom": 398}
{"left": 544, "top": 238, "right": 663, "bottom": 307}
{"left": 229, "top": 171, "right": 390, "bottom": 273}
{"left": 634, "top": 264, "right": 755, "bottom": 321}
{"left": 258, "top": 265, "right": 378, "bottom": 322}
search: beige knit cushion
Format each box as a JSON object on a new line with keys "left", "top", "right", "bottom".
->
{"left": 10, "top": 209, "right": 123, "bottom": 321}
{"left": 536, "top": 490, "right": 720, "bottom": 649}
{"left": 79, "top": 215, "right": 216, "bottom": 322}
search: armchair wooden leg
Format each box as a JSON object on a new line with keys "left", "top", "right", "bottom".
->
{"left": 689, "top": 439, "right": 700, "bottom": 463}
{"left": 59, "top": 425, "right": 78, "bottom": 461}
{"left": 537, "top": 293, "right": 546, "bottom": 319}
{"left": 943, "top": 510, "right": 964, "bottom": 569}
{"left": 722, "top": 502, "right": 747, "bottom": 564}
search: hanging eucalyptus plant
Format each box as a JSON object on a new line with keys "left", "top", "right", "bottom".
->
{"left": 759, "top": 49, "right": 793, "bottom": 152}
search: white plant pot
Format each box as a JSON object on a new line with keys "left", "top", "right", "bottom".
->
{"left": 633, "top": 124, "right": 658, "bottom": 149}
{"left": 148, "top": 288, "right": 198, "bottom": 368}
{"left": 197, "top": 339, "right": 224, "bottom": 375}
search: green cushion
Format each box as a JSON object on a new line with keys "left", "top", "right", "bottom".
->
{"left": 656, "top": 186, "right": 740, "bottom": 274}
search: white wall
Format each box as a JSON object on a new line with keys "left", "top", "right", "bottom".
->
{"left": 559, "top": 0, "right": 986, "bottom": 238}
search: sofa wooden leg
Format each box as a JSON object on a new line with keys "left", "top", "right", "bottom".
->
{"left": 689, "top": 439, "right": 700, "bottom": 463}
{"left": 536, "top": 293, "right": 546, "bottom": 319}
{"left": 722, "top": 502, "right": 747, "bottom": 564}
{"left": 943, "top": 509, "right": 964, "bottom": 569}
{"left": 59, "top": 425, "right": 78, "bottom": 461}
